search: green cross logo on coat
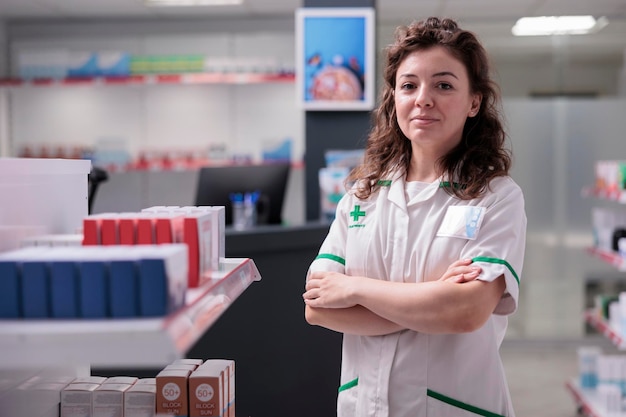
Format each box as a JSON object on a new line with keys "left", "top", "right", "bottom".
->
{"left": 350, "top": 205, "right": 366, "bottom": 221}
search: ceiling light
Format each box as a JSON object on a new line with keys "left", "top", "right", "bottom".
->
{"left": 512, "top": 15, "right": 608, "bottom": 36}
{"left": 145, "top": 0, "right": 243, "bottom": 6}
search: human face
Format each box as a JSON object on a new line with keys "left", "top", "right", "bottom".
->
{"left": 394, "top": 46, "right": 481, "bottom": 158}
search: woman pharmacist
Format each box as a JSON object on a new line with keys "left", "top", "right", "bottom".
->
{"left": 303, "top": 16, "right": 527, "bottom": 417}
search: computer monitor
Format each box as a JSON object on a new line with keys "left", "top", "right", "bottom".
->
{"left": 194, "top": 162, "right": 291, "bottom": 226}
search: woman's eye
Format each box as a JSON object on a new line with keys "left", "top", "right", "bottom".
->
{"left": 400, "top": 83, "right": 415, "bottom": 90}
{"left": 438, "top": 82, "right": 453, "bottom": 90}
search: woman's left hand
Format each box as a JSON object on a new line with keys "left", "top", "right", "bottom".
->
{"left": 303, "top": 271, "right": 360, "bottom": 309}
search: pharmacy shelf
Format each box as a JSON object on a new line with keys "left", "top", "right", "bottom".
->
{"left": 586, "top": 247, "right": 626, "bottom": 272}
{"left": 582, "top": 187, "right": 626, "bottom": 204}
{"left": 565, "top": 378, "right": 626, "bottom": 417}
{"left": 0, "top": 257, "right": 261, "bottom": 369}
{"left": 0, "top": 72, "right": 295, "bottom": 88}
{"left": 584, "top": 309, "right": 626, "bottom": 350}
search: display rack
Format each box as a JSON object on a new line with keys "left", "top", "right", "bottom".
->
{"left": 565, "top": 379, "right": 624, "bottom": 417}
{"left": 584, "top": 309, "right": 626, "bottom": 350}
{"left": 586, "top": 247, "right": 626, "bottom": 272}
{"left": 581, "top": 187, "right": 626, "bottom": 205}
{"left": 566, "top": 187, "right": 626, "bottom": 416}
{"left": 0, "top": 72, "right": 295, "bottom": 88}
{"left": 0, "top": 257, "right": 261, "bottom": 369}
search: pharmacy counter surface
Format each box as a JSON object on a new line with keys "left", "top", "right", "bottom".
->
{"left": 189, "top": 221, "right": 342, "bottom": 417}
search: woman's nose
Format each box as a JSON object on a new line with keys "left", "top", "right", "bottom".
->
{"left": 414, "top": 87, "right": 433, "bottom": 108}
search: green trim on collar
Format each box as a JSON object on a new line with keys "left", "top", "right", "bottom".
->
{"left": 338, "top": 377, "right": 358, "bottom": 393}
{"left": 315, "top": 253, "right": 346, "bottom": 266}
{"left": 472, "top": 256, "right": 520, "bottom": 285}
{"left": 439, "top": 181, "right": 467, "bottom": 190}
{"left": 377, "top": 179, "right": 392, "bottom": 186}
{"left": 427, "top": 389, "right": 505, "bottom": 417}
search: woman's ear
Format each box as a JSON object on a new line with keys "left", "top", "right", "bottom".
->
{"left": 469, "top": 94, "right": 482, "bottom": 117}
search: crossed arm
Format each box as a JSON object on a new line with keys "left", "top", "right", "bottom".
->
{"left": 303, "top": 259, "right": 506, "bottom": 336}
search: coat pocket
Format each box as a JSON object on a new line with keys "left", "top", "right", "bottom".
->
{"left": 427, "top": 389, "right": 506, "bottom": 417}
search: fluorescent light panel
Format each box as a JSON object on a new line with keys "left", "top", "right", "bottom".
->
{"left": 145, "top": 0, "right": 243, "bottom": 6}
{"left": 512, "top": 15, "right": 608, "bottom": 36}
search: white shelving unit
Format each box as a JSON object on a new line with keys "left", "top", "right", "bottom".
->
{"left": 0, "top": 257, "right": 261, "bottom": 416}
{"left": 0, "top": 70, "right": 300, "bottom": 163}
{"left": 566, "top": 378, "right": 625, "bottom": 417}
{"left": 567, "top": 187, "right": 626, "bottom": 416}
{"left": 0, "top": 72, "right": 295, "bottom": 89}
{"left": 586, "top": 247, "right": 626, "bottom": 272}
{"left": 584, "top": 309, "right": 626, "bottom": 350}
{"left": 0, "top": 258, "right": 260, "bottom": 368}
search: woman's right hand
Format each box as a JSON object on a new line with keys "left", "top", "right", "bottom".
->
{"left": 438, "top": 259, "right": 482, "bottom": 283}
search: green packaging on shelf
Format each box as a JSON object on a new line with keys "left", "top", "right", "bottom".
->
{"left": 130, "top": 54, "right": 204, "bottom": 74}
{"left": 595, "top": 294, "right": 619, "bottom": 320}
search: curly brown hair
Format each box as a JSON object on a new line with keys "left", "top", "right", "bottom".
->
{"left": 348, "top": 16, "right": 511, "bottom": 200}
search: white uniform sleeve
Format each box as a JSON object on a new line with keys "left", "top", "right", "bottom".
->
{"left": 306, "top": 192, "right": 352, "bottom": 278}
{"left": 461, "top": 178, "right": 527, "bottom": 315}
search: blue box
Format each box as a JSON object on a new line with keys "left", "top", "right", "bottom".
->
{"left": 138, "top": 258, "right": 168, "bottom": 317}
{"left": 78, "top": 261, "right": 109, "bottom": 318}
{"left": 137, "top": 245, "right": 187, "bottom": 317}
{"left": 49, "top": 261, "right": 80, "bottom": 318}
{"left": 109, "top": 258, "right": 139, "bottom": 318}
{"left": 21, "top": 260, "right": 50, "bottom": 318}
{"left": 0, "top": 261, "right": 21, "bottom": 318}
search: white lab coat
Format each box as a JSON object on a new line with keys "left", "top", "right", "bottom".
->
{"left": 308, "top": 171, "right": 527, "bottom": 417}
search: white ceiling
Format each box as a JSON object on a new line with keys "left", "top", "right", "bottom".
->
{"left": 1, "top": 0, "right": 626, "bottom": 63}
{"left": 0, "top": 0, "right": 624, "bottom": 23}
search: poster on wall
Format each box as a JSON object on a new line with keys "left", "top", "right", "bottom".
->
{"left": 295, "top": 7, "right": 375, "bottom": 111}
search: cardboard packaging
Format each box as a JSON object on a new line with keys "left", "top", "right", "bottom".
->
{"left": 124, "top": 383, "right": 157, "bottom": 417}
{"left": 156, "top": 369, "right": 191, "bottom": 417}
{"left": 92, "top": 383, "right": 132, "bottom": 417}
{"left": 61, "top": 383, "right": 100, "bottom": 417}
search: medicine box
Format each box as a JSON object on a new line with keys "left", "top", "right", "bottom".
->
{"left": 61, "top": 382, "right": 100, "bottom": 417}
{"left": 125, "top": 383, "right": 157, "bottom": 417}
{"left": 137, "top": 244, "right": 188, "bottom": 317}
{"left": 156, "top": 368, "right": 191, "bottom": 417}
{"left": 92, "top": 383, "right": 133, "bottom": 417}
{"left": 192, "top": 359, "right": 234, "bottom": 417}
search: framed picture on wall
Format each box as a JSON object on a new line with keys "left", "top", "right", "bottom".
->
{"left": 295, "top": 7, "right": 375, "bottom": 111}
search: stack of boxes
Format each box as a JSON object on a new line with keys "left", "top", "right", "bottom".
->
{"left": 0, "top": 205, "right": 225, "bottom": 320}
{"left": 0, "top": 244, "right": 188, "bottom": 319}
{"left": 578, "top": 346, "right": 626, "bottom": 413}
{"left": 58, "top": 359, "right": 234, "bottom": 417}
{"left": 83, "top": 206, "right": 225, "bottom": 288}
{"left": 157, "top": 359, "right": 235, "bottom": 417}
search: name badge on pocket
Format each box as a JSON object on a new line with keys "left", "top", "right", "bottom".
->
{"left": 437, "top": 206, "right": 485, "bottom": 240}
